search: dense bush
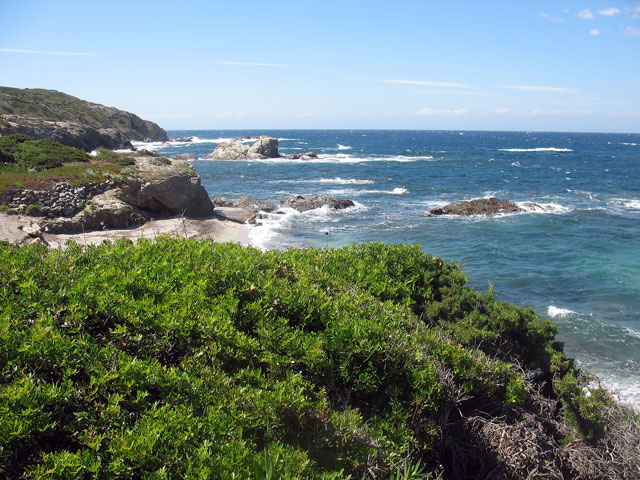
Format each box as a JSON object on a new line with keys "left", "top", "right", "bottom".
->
{"left": 0, "top": 134, "right": 90, "bottom": 170}
{"left": 0, "top": 240, "right": 636, "bottom": 479}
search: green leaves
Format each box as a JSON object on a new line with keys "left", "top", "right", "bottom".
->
{"left": 0, "top": 239, "right": 588, "bottom": 478}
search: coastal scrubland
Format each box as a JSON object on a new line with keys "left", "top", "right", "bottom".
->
{"left": 1, "top": 239, "right": 638, "bottom": 479}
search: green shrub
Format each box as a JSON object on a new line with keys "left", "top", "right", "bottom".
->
{"left": 0, "top": 240, "right": 622, "bottom": 478}
{"left": 0, "top": 134, "right": 90, "bottom": 170}
{"left": 95, "top": 147, "right": 135, "bottom": 166}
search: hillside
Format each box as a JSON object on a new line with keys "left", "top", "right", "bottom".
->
{"left": 0, "top": 87, "right": 168, "bottom": 151}
{"left": 0, "top": 240, "right": 637, "bottom": 479}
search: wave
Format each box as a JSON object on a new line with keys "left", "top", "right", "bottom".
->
{"left": 621, "top": 142, "right": 638, "bottom": 146}
{"left": 254, "top": 154, "right": 434, "bottom": 164}
{"left": 248, "top": 202, "right": 366, "bottom": 251}
{"left": 270, "top": 177, "right": 375, "bottom": 185}
{"left": 499, "top": 147, "right": 573, "bottom": 152}
{"left": 547, "top": 305, "right": 578, "bottom": 318}
{"left": 328, "top": 187, "right": 409, "bottom": 196}
{"left": 610, "top": 198, "right": 640, "bottom": 210}
{"left": 337, "top": 144, "right": 352, "bottom": 150}
{"left": 517, "top": 202, "right": 572, "bottom": 214}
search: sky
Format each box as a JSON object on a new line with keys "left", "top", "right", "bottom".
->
{"left": 1, "top": 0, "right": 639, "bottom": 132}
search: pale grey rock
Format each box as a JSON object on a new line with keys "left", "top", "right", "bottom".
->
{"left": 205, "top": 140, "right": 250, "bottom": 160}
{"left": 247, "top": 136, "right": 279, "bottom": 159}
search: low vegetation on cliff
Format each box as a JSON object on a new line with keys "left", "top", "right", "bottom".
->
{"left": 1, "top": 239, "right": 637, "bottom": 479}
{"left": 0, "top": 87, "right": 168, "bottom": 151}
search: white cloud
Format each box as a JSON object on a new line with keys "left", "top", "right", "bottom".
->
{"left": 209, "top": 60, "right": 290, "bottom": 67}
{"left": 598, "top": 7, "right": 620, "bottom": 16}
{"left": 495, "top": 108, "right": 511, "bottom": 114}
{"left": 0, "top": 47, "right": 103, "bottom": 56}
{"left": 539, "top": 11, "right": 565, "bottom": 22}
{"left": 633, "top": 5, "right": 640, "bottom": 19}
{"left": 297, "top": 112, "right": 319, "bottom": 117}
{"left": 589, "top": 28, "right": 602, "bottom": 35}
{"left": 623, "top": 26, "right": 640, "bottom": 36}
{"left": 415, "top": 107, "right": 469, "bottom": 116}
{"left": 497, "top": 84, "right": 583, "bottom": 94}
{"left": 381, "top": 79, "right": 473, "bottom": 89}
{"left": 578, "top": 8, "right": 595, "bottom": 19}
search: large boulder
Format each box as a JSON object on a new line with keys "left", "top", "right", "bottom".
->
{"left": 205, "top": 140, "right": 250, "bottom": 160}
{"left": 247, "top": 136, "right": 279, "bottom": 159}
{"left": 204, "top": 136, "right": 280, "bottom": 160}
{"left": 280, "top": 194, "right": 355, "bottom": 212}
{"left": 173, "top": 153, "right": 197, "bottom": 161}
{"left": 425, "top": 198, "right": 521, "bottom": 216}
{"left": 116, "top": 157, "right": 214, "bottom": 217}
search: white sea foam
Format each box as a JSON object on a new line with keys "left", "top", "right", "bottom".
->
{"left": 621, "top": 142, "right": 638, "bottom": 146}
{"left": 499, "top": 147, "right": 573, "bottom": 152}
{"left": 328, "top": 187, "right": 409, "bottom": 196}
{"left": 89, "top": 150, "right": 98, "bottom": 157}
{"left": 511, "top": 161, "right": 521, "bottom": 167}
{"left": 253, "top": 154, "right": 433, "bottom": 164}
{"left": 517, "top": 202, "right": 572, "bottom": 214}
{"left": 248, "top": 202, "right": 366, "bottom": 251}
{"left": 270, "top": 178, "right": 375, "bottom": 185}
{"left": 547, "top": 305, "right": 578, "bottom": 318}
{"left": 615, "top": 198, "right": 640, "bottom": 210}
{"left": 337, "top": 144, "right": 352, "bottom": 150}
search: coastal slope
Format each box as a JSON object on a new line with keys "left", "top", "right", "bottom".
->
{"left": 0, "top": 86, "right": 168, "bottom": 151}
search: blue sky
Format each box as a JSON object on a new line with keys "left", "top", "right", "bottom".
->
{"left": 1, "top": 0, "right": 639, "bottom": 132}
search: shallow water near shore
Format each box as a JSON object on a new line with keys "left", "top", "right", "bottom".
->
{"left": 135, "top": 129, "right": 640, "bottom": 407}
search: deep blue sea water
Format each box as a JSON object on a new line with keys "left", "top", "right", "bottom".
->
{"left": 134, "top": 130, "right": 640, "bottom": 407}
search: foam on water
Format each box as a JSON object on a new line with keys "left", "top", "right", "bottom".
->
{"left": 327, "top": 187, "right": 409, "bottom": 196}
{"left": 518, "top": 202, "right": 572, "bottom": 214}
{"left": 548, "top": 305, "right": 578, "bottom": 317}
{"left": 254, "top": 154, "right": 433, "bottom": 164}
{"left": 500, "top": 147, "right": 574, "bottom": 152}
{"left": 269, "top": 177, "right": 375, "bottom": 185}
{"left": 337, "top": 144, "right": 352, "bottom": 150}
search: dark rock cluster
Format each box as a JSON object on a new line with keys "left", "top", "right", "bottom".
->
{"left": 2, "top": 182, "right": 114, "bottom": 218}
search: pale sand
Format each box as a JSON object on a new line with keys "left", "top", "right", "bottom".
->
{"left": 43, "top": 217, "right": 251, "bottom": 248}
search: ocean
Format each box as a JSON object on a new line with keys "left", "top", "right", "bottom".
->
{"left": 133, "top": 129, "right": 640, "bottom": 408}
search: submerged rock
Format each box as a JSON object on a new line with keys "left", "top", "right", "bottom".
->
{"left": 280, "top": 194, "right": 355, "bottom": 212}
{"left": 173, "top": 153, "right": 197, "bottom": 161}
{"left": 213, "top": 196, "right": 278, "bottom": 213}
{"left": 285, "top": 151, "right": 318, "bottom": 160}
{"left": 425, "top": 198, "right": 521, "bottom": 216}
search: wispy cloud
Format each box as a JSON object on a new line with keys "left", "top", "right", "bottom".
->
{"left": 518, "top": 109, "right": 596, "bottom": 116}
{"left": 209, "top": 60, "right": 290, "bottom": 67}
{"left": 578, "top": 8, "right": 595, "bottom": 19}
{"left": 495, "top": 108, "right": 511, "bottom": 114}
{"left": 539, "top": 11, "right": 565, "bottom": 23}
{"left": 415, "top": 107, "right": 469, "bottom": 116}
{"left": 623, "top": 25, "right": 640, "bottom": 36}
{"left": 589, "top": 28, "right": 602, "bottom": 36}
{"left": 380, "top": 79, "right": 474, "bottom": 89}
{"left": 297, "top": 112, "right": 319, "bottom": 118}
{"left": 598, "top": 7, "right": 620, "bottom": 16}
{"left": 632, "top": 5, "right": 640, "bottom": 19}
{"left": 208, "top": 112, "right": 254, "bottom": 118}
{"left": 414, "top": 89, "right": 488, "bottom": 96}
{"left": 497, "top": 84, "right": 583, "bottom": 94}
{"left": 0, "top": 47, "right": 103, "bottom": 56}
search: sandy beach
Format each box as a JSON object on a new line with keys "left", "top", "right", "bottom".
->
{"left": 0, "top": 213, "right": 251, "bottom": 248}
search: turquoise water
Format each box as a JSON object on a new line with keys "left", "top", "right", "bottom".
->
{"left": 135, "top": 130, "right": 640, "bottom": 406}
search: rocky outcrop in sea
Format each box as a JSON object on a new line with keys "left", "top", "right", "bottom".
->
{"left": 424, "top": 197, "right": 521, "bottom": 216}
{"left": 205, "top": 136, "right": 281, "bottom": 160}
